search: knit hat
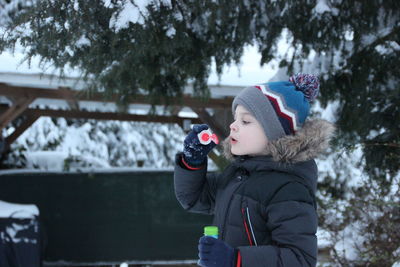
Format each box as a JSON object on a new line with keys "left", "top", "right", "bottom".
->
{"left": 232, "top": 73, "right": 320, "bottom": 141}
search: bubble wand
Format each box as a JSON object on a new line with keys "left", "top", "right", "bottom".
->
{"left": 197, "top": 129, "right": 219, "bottom": 145}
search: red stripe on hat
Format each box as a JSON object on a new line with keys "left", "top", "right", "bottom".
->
{"left": 266, "top": 95, "right": 295, "bottom": 134}
{"left": 255, "top": 86, "right": 295, "bottom": 134}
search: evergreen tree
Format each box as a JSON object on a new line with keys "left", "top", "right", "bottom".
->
{"left": 1, "top": 0, "right": 398, "bottom": 177}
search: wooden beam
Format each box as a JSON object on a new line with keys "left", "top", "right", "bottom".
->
{"left": 23, "top": 108, "right": 202, "bottom": 124}
{"left": 191, "top": 107, "right": 229, "bottom": 139}
{"left": 208, "top": 150, "right": 230, "bottom": 170}
{"left": 0, "top": 96, "right": 35, "bottom": 131}
{"left": 168, "top": 105, "right": 183, "bottom": 116}
{"left": 4, "top": 114, "right": 39, "bottom": 149}
{"left": 0, "top": 83, "right": 233, "bottom": 109}
{"left": 0, "top": 82, "right": 78, "bottom": 100}
{"left": 0, "top": 105, "right": 203, "bottom": 148}
{"left": 58, "top": 86, "right": 80, "bottom": 110}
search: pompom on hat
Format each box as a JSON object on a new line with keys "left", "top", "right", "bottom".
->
{"left": 232, "top": 73, "right": 320, "bottom": 141}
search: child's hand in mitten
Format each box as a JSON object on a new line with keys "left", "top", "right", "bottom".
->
{"left": 198, "top": 236, "right": 237, "bottom": 267}
{"left": 182, "top": 124, "right": 218, "bottom": 167}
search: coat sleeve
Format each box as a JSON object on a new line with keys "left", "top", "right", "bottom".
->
{"left": 238, "top": 182, "right": 318, "bottom": 267}
{"left": 174, "top": 153, "right": 219, "bottom": 215}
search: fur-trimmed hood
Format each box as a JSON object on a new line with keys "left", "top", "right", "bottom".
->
{"left": 223, "top": 119, "right": 335, "bottom": 163}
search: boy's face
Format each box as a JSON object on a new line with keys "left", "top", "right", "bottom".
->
{"left": 229, "top": 105, "right": 269, "bottom": 156}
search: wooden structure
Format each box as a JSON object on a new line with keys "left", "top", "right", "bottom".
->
{"left": 0, "top": 72, "right": 240, "bottom": 165}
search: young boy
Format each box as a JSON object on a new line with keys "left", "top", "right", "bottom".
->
{"left": 174, "top": 74, "right": 334, "bottom": 267}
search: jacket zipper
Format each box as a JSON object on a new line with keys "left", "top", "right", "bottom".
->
{"left": 244, "top": 207, "right": 258, "bottom": 246}
{"left": 241, "top": 207, "right": 254, "bottom": 246}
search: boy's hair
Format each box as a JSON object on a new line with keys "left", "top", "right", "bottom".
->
{"left": 232, "top": 73, "right": 320, "bottom": 141}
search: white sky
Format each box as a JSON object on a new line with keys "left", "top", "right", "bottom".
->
{"left": 208, "top": 45, "right": 280, "bottom": 86}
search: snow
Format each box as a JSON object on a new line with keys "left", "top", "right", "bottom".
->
{"left": 314, "top": 0, "right": 331, "bottom": 14}
{"left": 0, "top": 200, "right": 39, "bottom": 218}
{"left": 109, "top": 0, "right": 152, "bottom": 30}
{"left": 25, "top": 151, "right": 69, "bottom": 170}
{"left": 391, "top": 174, "right": 399, "bottom": 197}
{"left": 375, "top": 41, "right": 400, "bottom": 55}
{"left": 361, "top": 25, "right": 393, "bottom": 49}
{"left": 73, "top": 0, "right": 79, "bottom": 11}
{"left": 344, "top": 30, "right": 354, "bottom": 41}
{"left": 313, "top": 0, "right": 339, "bottom": 16}
{"left": 166, "top": 26, "right": 176, "bottom": 38}
{"left": 75, "top": 35, "right": 91, "bottom": 48}
{"left": 3, "top": 221, "right": 38, "bottom": 244}
{"left": 316, "top": 228, "right": 331, "bottom": 248}
{"left": 0, "top": 0, "right": 32, "bottom": 26}
{"left": 313, "top": 100, "right": 339, "bottom": 122}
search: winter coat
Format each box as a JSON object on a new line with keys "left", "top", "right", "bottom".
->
{"left": 174, "top": 119, "right": 335, "bottom": 267}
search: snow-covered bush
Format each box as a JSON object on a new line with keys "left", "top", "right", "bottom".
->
{"left": 318, "top": 149, "right": 400, "bottom": 266}
{"left": 2, "top": 117, "right": 189, "bottom": 171}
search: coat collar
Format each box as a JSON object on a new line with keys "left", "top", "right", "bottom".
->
{"left": 221, "top": 154, "right": 319, "bottom": 192}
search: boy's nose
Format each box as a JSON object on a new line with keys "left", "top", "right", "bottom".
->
{"left": 230, "top": 121, "right": 238, "bottom": 132}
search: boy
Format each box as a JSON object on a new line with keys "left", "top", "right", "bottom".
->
{"left": 174, "top": 74, "right": 334, "bottom": 267}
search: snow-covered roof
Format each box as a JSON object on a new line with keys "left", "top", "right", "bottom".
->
{"left": 0, "top": 71, "right": 241, "bottom": 115}
{"left": 0, "top": 72, "right": 87, "bottom": 90}
{"left": 0, "top": 71, "right": 244, "bottom": 96}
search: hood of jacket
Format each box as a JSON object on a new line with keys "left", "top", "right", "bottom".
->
{"left": 221, "top": 118, "right": 335, "bottom": 192}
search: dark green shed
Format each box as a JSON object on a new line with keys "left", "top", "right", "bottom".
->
{"left": 0, "top": 170, "right": 212, "bottom": 264}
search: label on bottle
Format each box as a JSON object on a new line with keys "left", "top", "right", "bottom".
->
{"left": 204, "top": 226, "right": 218, "bottom": 239}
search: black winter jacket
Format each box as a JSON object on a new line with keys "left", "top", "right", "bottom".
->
{"left": 174, "top": 119, "right": 334, "bottom": 267}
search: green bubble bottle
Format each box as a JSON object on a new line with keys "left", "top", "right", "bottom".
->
{"left": 204, "top": 226, "right": 218, "bottom": 239}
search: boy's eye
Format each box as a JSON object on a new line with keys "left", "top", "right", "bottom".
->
{"left": 242, "top": 120, "right": 250, "bottom": 125}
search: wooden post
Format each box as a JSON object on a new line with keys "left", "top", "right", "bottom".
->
{"left": 1, "top": 114, "right": 40, "bottom": 153}
{"left": 190, "top": 107, "right": 229, "bottom": 139}
{"left": 0, "top": 96, "right": 36, "bottom": 132}
{"left": 208, "top": 150, "right": 230, "bottom": 170}
{"left": 190, "top": 107, "right": 232, "bottom": 170}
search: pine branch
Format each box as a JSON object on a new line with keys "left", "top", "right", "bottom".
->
{"left": 363, "top": 142, "right": 400, "bottom": 149}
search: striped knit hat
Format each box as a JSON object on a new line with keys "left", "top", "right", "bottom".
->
{"left": 232, "top": 73, "right": 320, "bottom": 141}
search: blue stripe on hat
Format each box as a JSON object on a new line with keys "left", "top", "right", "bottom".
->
{"left": 266, "top": 81, "right": 310, "bottom": 126}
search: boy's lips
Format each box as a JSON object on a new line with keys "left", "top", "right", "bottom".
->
{"left": 230, "top": 136, "right": 238, "bottom": 144}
